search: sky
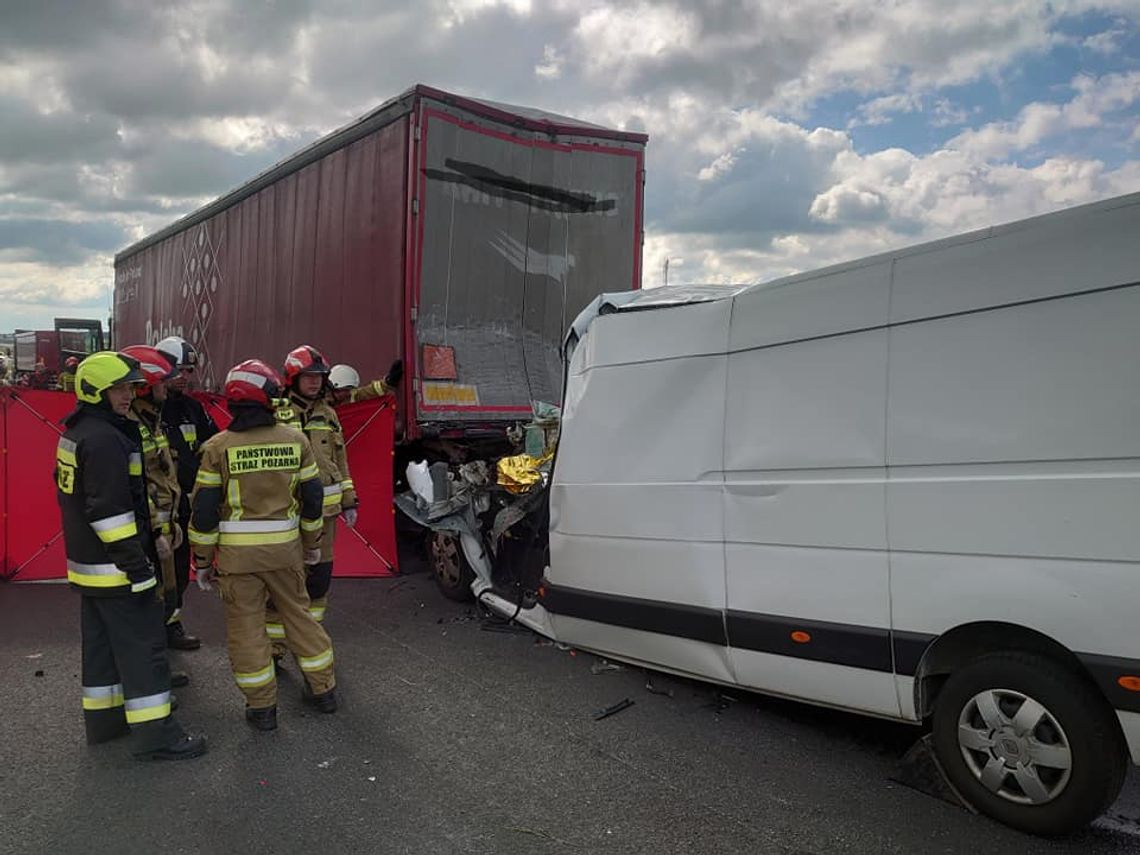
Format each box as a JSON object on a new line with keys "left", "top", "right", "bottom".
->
{"left": 1, "top": 0, "right": 1138, "bottom": 332}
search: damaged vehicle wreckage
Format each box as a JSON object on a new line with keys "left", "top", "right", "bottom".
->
{"left": 397, "top": 191, "right": 1140, "bottom": 838}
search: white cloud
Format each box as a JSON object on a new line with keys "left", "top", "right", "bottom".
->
{"left": 949, "top": 71, "right": 1140, "bottom": 160}
{"left": 850, "top": 93, "right": 922, "bottom": 128}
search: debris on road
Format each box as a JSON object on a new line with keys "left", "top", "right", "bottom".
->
{"left": 593, "top": 698, "right": 635, "bottom": 721}
{"left": 590, "top": 659, "right": 623, "bottom": 675}
{"left": 644, "top": 675, "right": 674, "bottom": 698}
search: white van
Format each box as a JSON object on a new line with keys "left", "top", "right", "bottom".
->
{"left": 533, "top": 192, "right": 1140, "bottom": 835}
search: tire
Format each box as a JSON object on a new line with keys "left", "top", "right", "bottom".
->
{"left": 931, "top": 651, "right": 1127, "bottom": 836}
{"left": 430, "top": 531, "right": 475, "bottom": 602}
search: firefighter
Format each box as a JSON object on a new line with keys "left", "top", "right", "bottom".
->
{"left": 189, "top": 359, "right": 336, "bottom": 730}
{"left": 327, "top": 361, "right": 403, "bottom": 405}
{"left": 59, "top": 356, "right": 79, "bottom": 392}
{"left": 155, "top": 335, "right": 218, "bottom": 650}
{"left": 56, "top": 351, "right": 206, "bottom": 760}
{"left": 268, "top": 345, "right": 356, "bottom": 647}
{"left": 120, "top": 346, "right": 187, "bottom": 675}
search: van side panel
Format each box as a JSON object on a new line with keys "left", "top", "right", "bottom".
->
{"left": 887, "top": 283, "right": 1140, "bottom": 721}
{"left": 548, "top": 304, "right": 734, "bottom": 684}
{"left": 722, "top": 317, "right": 898, "bottom": 717}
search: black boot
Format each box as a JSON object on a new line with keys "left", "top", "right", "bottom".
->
{"left": 134, "top": 733, "right": 208, "bottom": 761}
{"left": 170, "top": 671, "right": 190, "bottom": 688}
{"left": 302, "top": 684, "right": 338, "bottom": 714}
{"left": 245, "top": 706, "right": 278, "bottom": 731}
{"left": 167, "top": 622, "right": 201, "bottom": 651}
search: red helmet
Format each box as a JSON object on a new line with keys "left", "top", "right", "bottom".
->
{"left": 224, "top": 359, "right": 283, "bottom": 409}
{"left": 64, "top": 356, "right": 80, "bottom": 370}
{"left": 283, "top": 345, "right": 331, "bottom": 386}
{"left": 119, "top": 345, "right": 176, "bottom": 389}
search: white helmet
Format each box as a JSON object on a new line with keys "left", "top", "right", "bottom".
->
{"left": 328, "top": 364, "right": 360, "bottom": 390}
{"left": 156, "top": 335, "right": 198, "bottom": 369}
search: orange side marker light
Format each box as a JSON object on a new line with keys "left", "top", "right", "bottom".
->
{"left": 1118, "top": 676, "right": 1140, "bottom": 692}
{"left": 791, "top": 631, "right": 812, "bottom": 644}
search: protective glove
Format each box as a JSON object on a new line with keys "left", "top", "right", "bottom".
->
{"left": 171, "top": 522, "right": 184, "bottom": 550}
{"left": 303, "top": 548, "right": 322, "bottom": 566}
{"left": 342, "top": 507, "right": 358, "bottom": 528}
{"left": 155, "top": 534, "right": 173, "bottom": 561}
{"left": 384, "top": 359, "right": 404, "bottom": 389}
{"left": 195, "top": 563, "right": 216, "bottom": 592}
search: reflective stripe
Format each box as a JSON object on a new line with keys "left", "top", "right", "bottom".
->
{"left": 124, "top": 691, "right": 172, "bottom": 724}
{"left": 340, "top": 479, "right": 354, "bottom": 492}
{"left": 156, "top": 434, "right": 170, "bottom": 449}
{"left": 188, "top": 527, "right": 219, "bottom": 546}
{"left": 82, "top": 683, "right": 125, "bottom": 710}
{"left": 57, "top": 437, "right": 78, "bottom": 465}
{"left": 322, "top": 485, "right": 341, "bottom": 496}
{"left": 299, "top": 463, "right": 320, "bottom": 481}
{"left": 322, "top": 485, "right": 343, "bottom": 507}
{"left": 309, "top": 606, "right": 326, "bottom": 622}
{"left": 195, "top": 470, "right": 222, "bottom": 487}
{"left": 298, "top": 647, "right": 334, "bottom": 672}
{"left": 129, "top": 453, "right": 143, "bottom": 476}
{"left": 67, "top": 559, "right": 128, "bottom": 588}
{"left": 91, "top": 511, "right": 138, "bottom": 544}
{"left": 300, "top": 516, "right": 324, "bottom": 533}
{"left": 265, "top": 623, "right": 286, "bottom": 639}
{"left": 234, "top": 663, "right": 275, "bottom": 688}
{"left": 179, "top": 424, "right": 198, "bottom": 446}
{"left": 154, "top": 510, "right": 172, "bottom": 524}
{"left": 227, "top": 478, "right": 242, "bottom": 522}
{"left": 218, "top": 529, "right": 299, "bottom": 546}
{"left": 218, "top": 518, "right": 298, "bottom": 533}
{"left": 130, "top": 577, "right": 157, "bottom": 594}
{"left": 305, "top": 423, "right": 334, "bottom": 432}
{"left": 166, "top": 608, "right": 182, "bottom": 626}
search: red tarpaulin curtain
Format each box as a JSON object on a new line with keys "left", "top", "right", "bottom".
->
{"left": 0, "top": 389, "right": 397, "bottom": 581}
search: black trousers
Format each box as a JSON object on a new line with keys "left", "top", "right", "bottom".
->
{"left": 81, "top": 593, "right": 184, "bottom": 754}
{"left": 171, "top": 507, "right": 192, "bottom": 615}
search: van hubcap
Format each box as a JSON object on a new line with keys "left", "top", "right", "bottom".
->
{"left": 957, "top": 689, "right": 1072, "bottom": 805}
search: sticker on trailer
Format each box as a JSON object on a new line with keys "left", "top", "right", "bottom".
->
{"left": 421, "top": 382, "right": 480, "bottom": 407}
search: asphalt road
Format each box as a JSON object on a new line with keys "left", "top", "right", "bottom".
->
{"left": 2, "top": 564, "right": 1138, "bottom": 855}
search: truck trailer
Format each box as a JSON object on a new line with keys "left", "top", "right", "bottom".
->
{"left": 113, "top": 84, "right": 646, "bottom": 447}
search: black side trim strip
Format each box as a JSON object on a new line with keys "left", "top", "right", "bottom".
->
{"left": 892, "top": 631, "right": 937, "bottom": 677}
{"left": 1077, "top": 653, "right": 1140, "bottom": 715}
{"left": 539, "top": 584, "right": 726, "bottom": 646}
{"left": 727, "top": 611, "right": 893, "bottom": 672}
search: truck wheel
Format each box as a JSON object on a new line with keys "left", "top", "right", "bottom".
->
{"left": 430, "top": 532, "right": 475, "bottom": 602}
{"left": 931, "top": 651, "right": 1127, "bottom": 836}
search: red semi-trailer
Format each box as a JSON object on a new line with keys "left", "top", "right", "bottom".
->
{"left": 113, "top": 85, "right": 647, "bottom": 450}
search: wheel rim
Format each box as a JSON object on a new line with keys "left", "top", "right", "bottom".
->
{"left": 957, "top": 688, "right": 1073, "bottom": 806}
{"left": 431, "top": 535, "right": 462, "bottom": 587}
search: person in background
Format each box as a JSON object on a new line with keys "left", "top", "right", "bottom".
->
{"left": 58, "top": 356, "right": 80, "bottom": 392}
{"left": 120, "top": 344, "right": 192, "bottom": 692}
{"left": 190, "top": 359, "right": 336, "bottom": 730}
{"left": 326, "top": 360, "right": 403, "bottom": 405}
{"left": 56, "top": 351, "right": 206, "bottom": 760}
{"left": 155, "top": 335, "right": 218, "bottom": 651}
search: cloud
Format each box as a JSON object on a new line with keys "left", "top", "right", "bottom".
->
{"left": 949, "top": 70, "right": 1140, "bottom": 160}
{"left": 0, "top": 0, "right": 1138, "bottom": 328}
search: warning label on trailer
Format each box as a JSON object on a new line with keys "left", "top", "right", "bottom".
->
{"left": 421, "top": 382, "right": 480, "bottom": 407}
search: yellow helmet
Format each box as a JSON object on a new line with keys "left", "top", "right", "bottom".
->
{"left": 75, "top": 351, "right": 146, "bottom": 404}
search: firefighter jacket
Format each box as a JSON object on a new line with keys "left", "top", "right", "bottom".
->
{"left": 188, "top": 422, "right": 324, "bottom": 573}
{"left": 162, "top": 390, "right": 219, "bottom": 509}
{"left": 129, "top": 397, "right": 180, "bottom": 537}
{"left": 348, "top": 378, "right": 390, "bottom": 403}
{"left": 56, "top": 404, "right": 157, "bottom": 597}
{"left": 58, "top": 371, "right": 76, "bottom": 392}
{"left": 277, "top": 392, "right": 356, "bottom": 516}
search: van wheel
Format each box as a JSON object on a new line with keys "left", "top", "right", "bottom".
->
{"left": 430, "top": 532, "right": 475, "bottom": 602}
{"left": 931, "top": 651, "right": 1127, "bottom": 836}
